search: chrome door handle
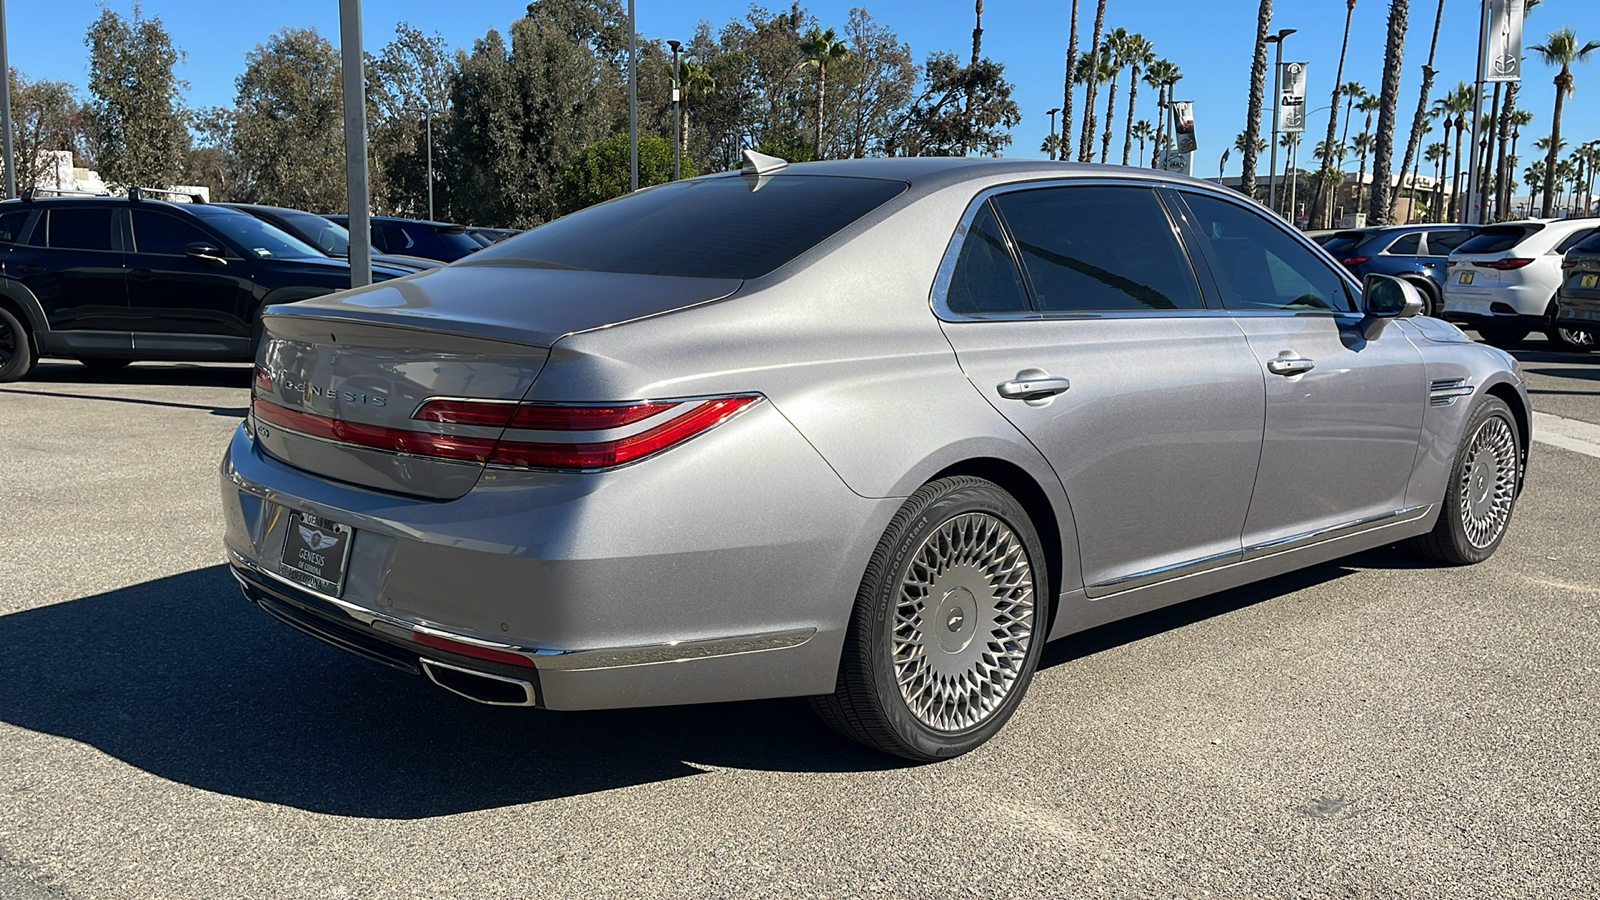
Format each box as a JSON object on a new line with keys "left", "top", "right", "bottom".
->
{"left": 1266, "top": 357, "right": 1316, "bottom": 376}
{"left": 996, "top": 375, "right": 1072, "bottom": 401}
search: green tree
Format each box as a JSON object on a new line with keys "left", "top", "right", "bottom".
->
{"left": 1241, "top": 0, "right": 1272, "bottom": 200}
{"left": 1530, "top": 26, "right": 1600, "bottom": 217}
{"left": 1144, "top": 59, "right": 1180, "bottom": 167}
{"left": 83, "top": 7, "right": 188, "bottom": 189}
{"left": 6, "top": 69, "right": 85, "bottom": 191}
{"left": 1097, "top": 27, "right": 1128, "bottom": 164}
{"left": 1397, "top": 0, "right": 1447, "bottom": 226}
{"left": 1119, "top": 34, "right": 1154, "bottom": 166}
{"left": 884, "top": 50, "right": 1019, "bottom": 157}
{"left": 799, "top": 26, "right": 848, "bottom": 157}
{"left": 830, "top": 10, "right": 915, "bottom": 160}
{"left": 369, "top": 24, "right": 456, "bottom": 217}
{"left": 1078, "top": 0, "right": 1108, "bottom": 161}
{"left": 228, "top": 27, "right": 346, "bottom": 211}
{"left": 1312, "top": 1, "right": 1358, "bottom": 228}
{"left": 1367, "top": 0, "right": 1409, "bottom": 225}
{"left": 555, "top": 132, "right": 693, "bottom": 214}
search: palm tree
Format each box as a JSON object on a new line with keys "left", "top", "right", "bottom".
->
{"left": 1079, "top": 0, "right": 1110, "bottom": 161}
{"left": 1061, "top": 0, "right": 1081, "bottom": 166}
{"left": 1279, "top": 131, "right": 1301, "bottom": 216}
{"left": 1494, "top": 0, "right": 1541, "bottom": 219}
{"left": 1078, "top": 48, "right": 1116, "bottom": 162}
{"left": 1436, "top": 83, "right": 1473, "bottom": 221}
{"left": 1099, "top": 28, "right": 1130, "bottom": 163}
{"left": 1425, "top": 141, "right": 1445, "bottom": 219}
{"left": 1241, "top": 0, "right": 1273, "bottom": 200}
{"left": 1040, "top": 132, "right": 1064, "bottom": 158}
{"left": 799, "top": 27, "right": 849, "bottom": 158}
{"left": 677, "top": 60, "right": 714, "bottom": 158}
{"left": 1131, "top": 119, "right": 1155, "bottom": 165}
{"left": 1434, "top": 100, "right": 1456, "bottom": 222}
{"left": 1530, "top": 26, "right": 1600, "bottom": 216}
{"left": 1555, "top": 156, "right": 1579, "bottom": 215}
{"left": 1339, "top": 82, "right": 1366, "bottom": 159}
{"left": 1351, "top": 131, "right": 1375, "bottom": 209}
{"left": 1525, "top": 161, "right": 1545, "bottom": 215}
{"left": 1367, "top": 0, "right": 1410, "bottom": 225}
{"left": 965, "top": 1, "right": 984, "bottom": 157}
{"left": 1399, "top": 0, "right": 1447, "bottom": 226}
{"left": 1120, "top": 33, "right": 1155, "bottom": 166}
{"left": 1145, "top": 60, "right": 1181, "bottom": 166}
{"left": 1313, "top": 0, "right": 1359, "bottom": 228}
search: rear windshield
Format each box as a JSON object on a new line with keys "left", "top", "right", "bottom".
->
{"left": 468, "top": 174, "right": 909, "bottom": 278}
{"left": 1455, "top": 224, "right": 1543, "bottom": 255}
{"left": 1572, "top": 231, "right": 1600, "bottom": 255}
{"left": 1320, "top": 232, "right": 1368, "bottom": 256}
{"left": 428, "top": 227, "right": 485, "bottom": 256}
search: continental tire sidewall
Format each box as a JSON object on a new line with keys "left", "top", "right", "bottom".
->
{"left": 862, "top": 479, "right": 1050, "bottom": 760}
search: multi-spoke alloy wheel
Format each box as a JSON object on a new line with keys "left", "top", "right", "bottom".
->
{"left": 1549, "top": 327, "right": 1597, "bottom": 353}
{"left": 1408, "top": 396, "right": 1521, "bottom": 565}
{"left": 812, "top": 476, "right": 1049, "bottom": 761}
{"left": 892, "top": 513, "right": 1035, "bottom": 732}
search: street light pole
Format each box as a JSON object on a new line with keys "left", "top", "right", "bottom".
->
{"left": 338, "top": 0, "right": 371, "bottom": 288}
{"left": 0, "top": 0, "right": 16, "bottom": 199}
{"left": 425, "top": 110, "right": 433, "bottom": 221}
{"left": 1047, "top": 107, "right": 1061, "bottom": 160}
{"left": 668, "top": 40, "right": 682, "bottom": 181}
{"left": 1266, "top": 28, "right": 1296, "bottom": 214}
{"left": 627, "top": 0, "right": 637, "bottom": 192}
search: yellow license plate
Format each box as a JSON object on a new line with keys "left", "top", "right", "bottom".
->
{"left": 1582, "top": 274, "right": 1599, "bottom": 289}
{"left": 1458, "top": 272, "right": 1476, "bottom": 284}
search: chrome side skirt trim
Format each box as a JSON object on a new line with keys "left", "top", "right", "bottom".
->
{"left": 1086, "top": 505, "right": 1434, "bottom": 598}
{"left": 229, "top": 551, "right": 816, "bottom": 672}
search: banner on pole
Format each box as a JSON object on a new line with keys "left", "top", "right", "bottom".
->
{"left": 1171, "top": 101, "right": 1197, "bottom": 154}
{"left": 1486, "top": 0, "right": 1524, "bottom": 83}
{"left": 1278, "top": 62, "right": 1308, "bottom": 133}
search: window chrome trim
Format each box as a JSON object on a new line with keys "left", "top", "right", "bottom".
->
{"left": 930, "top": 176, "right": 1220, "bottom": 323}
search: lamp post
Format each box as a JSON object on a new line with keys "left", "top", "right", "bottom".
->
{"left": 1046, "top": 107, "right": 1061, "bottom": 160}
{"left": 338, "top": 0, "right": 371, "bottom": 288}
{"left": 1265, "top": 28, "right": 1296, "bottom": 214}
{"left": 667, "top": 39, "right": 682, "bottom": 181}
{"left": 627, "top": 0, "right": 637, "bottom": 192}
{"left": 0, "top": 0, "right": 15, "bottom": 199}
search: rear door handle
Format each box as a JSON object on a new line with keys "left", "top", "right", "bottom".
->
{"left": 1266, "top": 356, "right": 1316, "bottom": 376}
{"left": 997, "top": 375, "right": 1072, "bottom": 401}
{"left": 12, "top": 262, "right": 43, "bottom": 275}
{"left": 129, "top": 268, "right": 155, "bottom": 281}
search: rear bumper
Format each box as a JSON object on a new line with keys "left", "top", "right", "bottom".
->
{"left": 1442, "top": 281, "right": 1549, "bottom": 319}
{"left": 1555, "top": 292, "right": 1600, "bottom": 330}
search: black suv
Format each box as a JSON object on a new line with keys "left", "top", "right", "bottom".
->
{"left": 0, "top": 193, "right": 390, "bottom": 381}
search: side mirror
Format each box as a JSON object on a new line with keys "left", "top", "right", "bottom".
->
{"left": 184, "top": 242, "right": 227, "bottom": 267}
{"left": 1358, "top": 274, "right": 1424, "bottom": 339}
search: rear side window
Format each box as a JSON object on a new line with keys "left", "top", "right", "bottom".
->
{"left": 1555, "top": 228, "right": 1599, "bottom": 254}
{"left": 944, "top": 202, "right": 1030, "bottom": 315}
{"left": 47, "top": 208, "right": 115, "bottom": 251}
{"left": 1572, "top": 231, "right": 1600, "bottom": 254}
{"left": 470, "top": 175, "right": 908, "bottom": 279}
{"left": 991, "top": 186, "right": 1204, "bottom": 312}
{"left": 426, "top": 227, "right": 481, "bottom": 258}
{"left": 1426, "top": 229, "right": 1473, "bottom": 254}
{"left": 1182, "top": 191, "right": 1355, "bottom": 313}
{"left": 131, "top": 209, "right": 213, "bottom": 255}
{"left": 1456, "top": 225, "right": 1542, "bottom": 255}
{"left": 1385, "top": 232, "right": 1422, "bottom": 255}
{"left": 0, "top": 211, "right": 28, "bottom": 244}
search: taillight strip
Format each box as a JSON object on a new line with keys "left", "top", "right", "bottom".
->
{"left": 252, "top": 397, "right": 499, "bottom": 463}
{"left": 489, "top": 396, "right": 760, "bottom": 470}
{"left": 412, "top": 398, "right": 680, "bottom": 431}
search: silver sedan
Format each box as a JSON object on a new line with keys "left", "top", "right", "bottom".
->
{"left": 222, "top": 156, "right": 1530, "bottom": 760}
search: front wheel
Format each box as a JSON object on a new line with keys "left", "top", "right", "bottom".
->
{"left": 1406, "top": 396, "right": 1521, "bottom": 565}
{"left": 0, "top": 306, "right": 37, "bottom": 383}
{"left": 810, "top": 476, "right": 1050, "bottom": 761}
{"left": 79, "top": 357, "right": 133, "bottom": 374}
{"left": 1476, "top": 324, "right": 1531, "bottom": 349}
{"left": 1546, "top": 326, "right": 1596, "bottom": 353}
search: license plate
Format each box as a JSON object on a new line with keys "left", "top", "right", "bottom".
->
{"left": 279, "top": 510, "right": 354, "bottom": 596}
{"left": 1582, "top": 274, "right": 1599, "bottom": 289}
{"left": 1458, "top": 272, "right": 1475, "bottom": 284}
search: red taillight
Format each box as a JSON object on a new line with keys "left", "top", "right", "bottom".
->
{"left": 253, "top": 365, "right": 274, "bottom": 395}
{"left": 411, "top": 398, "right": 519, "bottom": 427}
{"left": 1473, "top": 257, "right": 1535, "bottom": 270}
{"left": 1447, "top": 260, "right": 1458, "bottom": 267}
{"left": 252, "top": 397, "right": 499, "bottom": 462}
{"left": 510, "top": 402, "right": 677, "bottom": 430}
{"left": 412, "top": 631, "right": 535, "bottom": 668}
{"left": 1341, "top": 256, "right": 1369, "bottom": 268}
{"left": 488, "top": 397, "right": 759, "bottom": 470}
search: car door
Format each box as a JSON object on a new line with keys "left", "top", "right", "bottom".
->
{"left": 125, "top": 207, "right": 257, "bottom": 339}
{"left": 1173, "top": 189, "right": 1427, "bottom": 549}
{"left": 6, "top": 205, "right": 132, "bottom": 341}
{"left": 936, "top": 183, "right": 1266, "bottom": 596}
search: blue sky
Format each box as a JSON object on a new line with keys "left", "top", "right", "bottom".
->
{"left": 8, "top": 0, "right": 1600, "bottom": 179}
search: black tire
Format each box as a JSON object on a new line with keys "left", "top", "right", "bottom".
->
{"left": 1406, "top": 396, "right": 1521, "bottom": 566}
{"left": 1409, "top": 279, "right": 1441, "bottom": 318}
{"left": 1476, "top": 324, "right": 1530, "bottom": 349}
{"left": 78, "top": 357, "right": 133, "bottom": 374}
{"left": 810, "top": 476, "right": 1050, "bottom": 761}
{"left": 1545, "top": 326, "right": 1596, "bottom": 353}
{"left": 0, "top": 305, "right": 37, "bottom": 383}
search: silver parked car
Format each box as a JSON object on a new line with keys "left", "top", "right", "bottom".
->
{"left": 223, "top": 157, "right": 1531, "bottom": 761}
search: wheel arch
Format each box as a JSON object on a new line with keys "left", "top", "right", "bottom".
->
{"left": 1481, "top": 378, "right": 1530, "bottom": 492}
{"left": 0, "top": 280, "right": 49, "bottom": 354}
{"left": 927, "top": 457, "right": 1067, "bottom": 638}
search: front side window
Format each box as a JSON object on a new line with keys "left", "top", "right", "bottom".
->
{"left": 990, "top": 186, "right": 1204, "bottom": 313}
{"left": 46, "top": 208, "right": 115, "bottom": 252}
{"left": 944, "top": 201, "right": 1031, "bottom": 316}
{"left": 1181, "top": 192, "right": 1355, "bottom": 313}
{"left": 0, "top": 211, "right": 28, "bottom": 245}
{"left": 131, "top": 209, "right": 213, "bottom": 256}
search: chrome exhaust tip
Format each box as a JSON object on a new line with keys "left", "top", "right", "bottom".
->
{"left": 420, "top": 658, "right": 538, "bottom": 707}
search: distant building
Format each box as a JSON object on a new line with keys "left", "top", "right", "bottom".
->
{"left": 23, "top": 149, "right": 209, "bottom": 202}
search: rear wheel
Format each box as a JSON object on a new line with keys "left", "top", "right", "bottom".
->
{"left": 0, "top": 306, "right": 37, "bottom": 383}
{"left": 1406, "top": 396, "right": 1521, "bottom": 565}
{"left": 1546, "top": 326, "right": 1596, "bottom": 353}
{"left": 810, "top": 476, "right": 1049, "bottom": 761}
{"left": 78, "top": 357, "right": 133, "bottom": 374}
{"left": 1409, "top": 279, "right": 1442, "bottom": 317}
{"left": 1476, "top": 324, "right": 1530, "bottom": 349}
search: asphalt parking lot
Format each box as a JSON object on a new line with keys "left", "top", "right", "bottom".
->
{"left": 1, "top": 335, "right": 1597, "bottom": 900}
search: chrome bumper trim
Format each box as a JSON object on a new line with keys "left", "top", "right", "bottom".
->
{"left": 229, "top": 551, "right": 816, "bottom": 672}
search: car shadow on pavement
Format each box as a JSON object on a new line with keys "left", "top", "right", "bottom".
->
{"left": 0, "top": 565, "right": 896, "bottom": 819}
{"left": 0, "top": 386, "right": 249, "bottom": 418}
{"left": 25, "top": 361, "right": 252, "bottom": 389}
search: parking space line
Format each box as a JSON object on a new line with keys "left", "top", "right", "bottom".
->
{"left": 1531, "top": 411, "right": 1600, "bottom": 460}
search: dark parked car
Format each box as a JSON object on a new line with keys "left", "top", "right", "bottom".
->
{"left": 0, "top": 194, "right": 393, "bottom": 381}
{"left": 466, "top": 226, "right": 521, "bottom": 245}
{"left": 1555, "top": 228, "right": 1600, "bottom": 345}
{"left": 323, "top": 215, "right": 484, "bottom": 263}
{"left": 221, "top": 204, "right": 439, "bottom": 274}
{"left": 1320, "top": 223, "right": 1480, "bottom": 317}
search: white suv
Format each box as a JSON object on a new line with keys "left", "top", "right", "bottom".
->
{"left": 1442, "top": 218, "right": 1600, "bottom": 350}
